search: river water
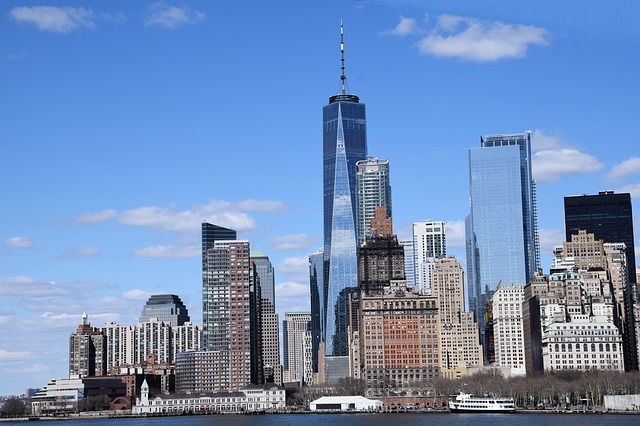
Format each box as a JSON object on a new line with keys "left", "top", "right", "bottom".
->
{"left": 2, "top": 413, "right": 638, "bottom": 426}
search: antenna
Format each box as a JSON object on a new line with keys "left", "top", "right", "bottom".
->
{"left": 340, "top": 19, "right": 346, "bottom": 95}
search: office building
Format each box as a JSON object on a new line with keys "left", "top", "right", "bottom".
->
{"left": 431, "top": 257, "right": 483, "bottom": 378}
{"left": 492, "top": 284, "right": 526, "bottom": 376}
{"left": 322, "top": 23, "right": 367, "bottom": 365}
{"left": 564, "top": 191, "right": 637, "bottom": 370}
{"left": 466, "top": 132, "right": 540, "bottom": 333}
{"left": 360, "top": 281, "right": 440, "bottom": 390}
{"left": 358, "top": 206, "right": 405, "bottom": 296}
{"left": 356, "top": 157, "right": 391, "bottom": 245}
{"left": 282, "top": 312, "right": 312, "bottom": 384}
{"left": 308, "top": 249, "right": 324, "bottom": 378}
{"left": 69, "top": 313, "right": 106, "bottom": 378}
{"left": 413, "top": 220, "right": 446, "bottom": 295}
{"left": 139, "top": 294, "right": 190, "bottom": 327}
{"left": 399, "top": 239, "right": 416, "bottom": 289}
{"left": 251, "top": 250, "right": 282, "bottom": 384}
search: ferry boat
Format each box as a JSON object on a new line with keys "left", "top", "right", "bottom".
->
{"left": 448, "top": 392, "right": 516, "bottom": 413}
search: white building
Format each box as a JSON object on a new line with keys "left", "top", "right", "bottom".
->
{"left": 356, "top": 157, "right": 391, "bottom": 246}
{"left": 492, "top": 284, "right": 526, "bottom": 376}
{"left": 132, "top": 379, "right": 285, "bottom": 414}
{"left": 542, "top": 320, "right": 624, "bottom": 371}
{"left": 282, "top": 312, "right": 311, "bottom": 384}
{"left": 413, "top": 220, "right": 446, "bottom": 295}
{"left": 310, "top": 395, "right": 382, "bottom": 411}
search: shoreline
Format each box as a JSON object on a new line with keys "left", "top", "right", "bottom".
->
{"left": 3, "top": 408, "right": 640, "bottom": 421}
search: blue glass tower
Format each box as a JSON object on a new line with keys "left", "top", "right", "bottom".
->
{"left": 322, "top": 23, "right": 367, "bottom": 357}
{"left": 466, "top": 132, "right": 539, "bottom": 338}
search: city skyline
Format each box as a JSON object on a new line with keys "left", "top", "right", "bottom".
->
{"left": 2, "top": 0, "right": 640, "bottom": 396}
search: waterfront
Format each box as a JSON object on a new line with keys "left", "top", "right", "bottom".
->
{"left": 2, "top": 413, "right": 639, "bottom": 426}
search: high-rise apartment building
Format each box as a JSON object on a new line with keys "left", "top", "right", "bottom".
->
{"left": 282, "top": 312, "right": 312, "bottom": 385}
{"left": 466, "top": 132, "right": 540, "bottom": 331}
{"left": 322, "top": 23, "right": 367, "bottom": 364}
{"left": 413, "top": 220, "right": 446, "bottom": 295}
{"left": 564, "top": 191, "right": 637, "bottom": 371}
{"left": 356, "top": 157, "right": 391, "bottom": 245}
{"left": 251, "top": 250, "right": 282, "bottom": 384}
{"left": 69, "top": 313, "right": 106, "bottom": 378}
{"left": 201, "top": 222, "right": 236, "bottom": 350}
{"left": 431, "top": 258, "right": 483, "bottom": 378}
{"left": 139, "top": 294, "right": 190, "bottom": 326}
{"left": 198, "top": 238, "right": 263, "bottom": 391}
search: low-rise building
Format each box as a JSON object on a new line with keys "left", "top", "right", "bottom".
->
{"left": 309, "top": 395, "right": 382, "bottom": 411}
{"left": 132, "top": 380, "right": 285, "bottom": 414}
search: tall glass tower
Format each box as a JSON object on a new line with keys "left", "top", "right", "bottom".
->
{"left": 322, "top": 22, "right": 367, "bottom": 357}
{"left": 465, "top": 132, "right": 540, "bottom": 335}
{"left": 356, "top": 157, "right": 391, "bottom": 246}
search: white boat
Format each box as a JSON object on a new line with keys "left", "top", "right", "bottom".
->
{"left": 448, "top": 392, "right": 516, "bottom": 413}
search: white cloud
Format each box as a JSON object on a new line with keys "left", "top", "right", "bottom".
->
{"left": 275, "top": 281, "right": 310, "bottom": 313}
{"left": 383, "top": 17, "right": 419, "bottom": 36}
{"left": 271, "top": 234, "right": 316, "bottom": 251}
{"left": 0, "top": 349, "right": 30, "bottom": 360}
{"left": 539, "top": 228, "right": 565, "bottom": 256}
{"left": 122, "top": 289, "right": 152, "bottom": 301}
{"left": 0, "top": 276, "right": 64, "bottom": 297}
{"left": 530, "top": 129, "right": 562, "bottom": 152}
{"left": 57, "top": 246, "right": 100, "bottom": 260}
{"left": 530, "top": 130, "right": 603, "bottom": 182}
{"left": 417, "top": 14, "right": 549, "bottom": 62}
{"left": 445, "top": 220, "right": 466, "bottom": 250}
{"left": 132, "top": 244, "right": 199, "bottom": 258}
{"left": 276, "top": 256, "right": 309, "bottom": 283}
{"left": 75, "top": 209, "right": 117, "bottom": 224}
{"left": 145, "top": 1, "right": 205, "bottom": 29}
{"left": 533, "top": 149, "right": 603, "bottom": 182}
{"left": 617, "top": 183, "right": 640, "bottom": 200}
{"left": 10, "top": 6, "right": 95, "bottom": 33}
{"left": 5, "top": 236, "right": 32, "bottom": 249}
{"left": 608, "top": 157, "right": 640, "bottom": 180}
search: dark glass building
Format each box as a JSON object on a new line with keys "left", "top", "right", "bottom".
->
{"left": 322, "top": 24, "right": 367, "bottom": 357}
{"left": 564, "top": 191, "right": 635, "bottom": 284}
{"left": 139, "top": 294, "right": 190, "bottom": 326}
{"left": 564, "top": 191, "right": 637, "bottom": 370}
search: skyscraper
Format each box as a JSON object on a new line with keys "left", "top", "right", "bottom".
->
{"left": 413, "top": 220, "right": 446, "bottom": 295}
{"left": 139, "top": 294, "right": 190, "bottom": 326}
{"left": 564, "top": 191, "right": 637, "bottom": 370}
{"left": 356, "top": 157, "right": 391, "bottom": 246}
{"left": 251, "top": 250, "right": 282, "bottom": 384}
{"left": 308, "top": 249, "right": 324, "bottom": 377}
{"left": 69, "top": 313, "right": 106, "bottom": 378}
{"left": 466, "top": 131, "right": 540, "bottom": 328}
{"left": 358, "top": 207, "right": 405, "bottom": 296}
{"left": 195, "top": 222, "right": 264, "bottom": 391}
{"left": 564, "top": 191, "right": 636, "bottom": 289}
{"left": 201, "top": 222, "right": 236, "bottom": 350}
{"left": 282, "top": 312, "right": 312, "bottom": 384}
{"left": 322, "top": 22, "right": 367, "bottom": 360}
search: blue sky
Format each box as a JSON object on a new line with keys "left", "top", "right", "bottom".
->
{"left": 1, "top": 0, "right": 639, "bottom": 396}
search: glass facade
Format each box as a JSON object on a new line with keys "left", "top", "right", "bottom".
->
{"left": 308, "top": 249, "right": 324, "bottom": 373}
{"left": 356, "top": 157, "right": 391, "bottom": 246}
{"left": 322, "top": 96, "right": 367, "bottom": 357}
{"left": 139, "top": 294, "right": 190, "bottom": 326}
{"left": 466, "top": 132, "right": 539, "bottom": 332}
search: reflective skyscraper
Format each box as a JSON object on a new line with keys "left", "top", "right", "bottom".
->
{"left": 356, "top": 157, "right": 391, "bottom": 246}
{"left": 322, "top": 23, "right": 367, "bottom": 357}
{"left": 466, "top": 132, "right": 540, "bottom": 331}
